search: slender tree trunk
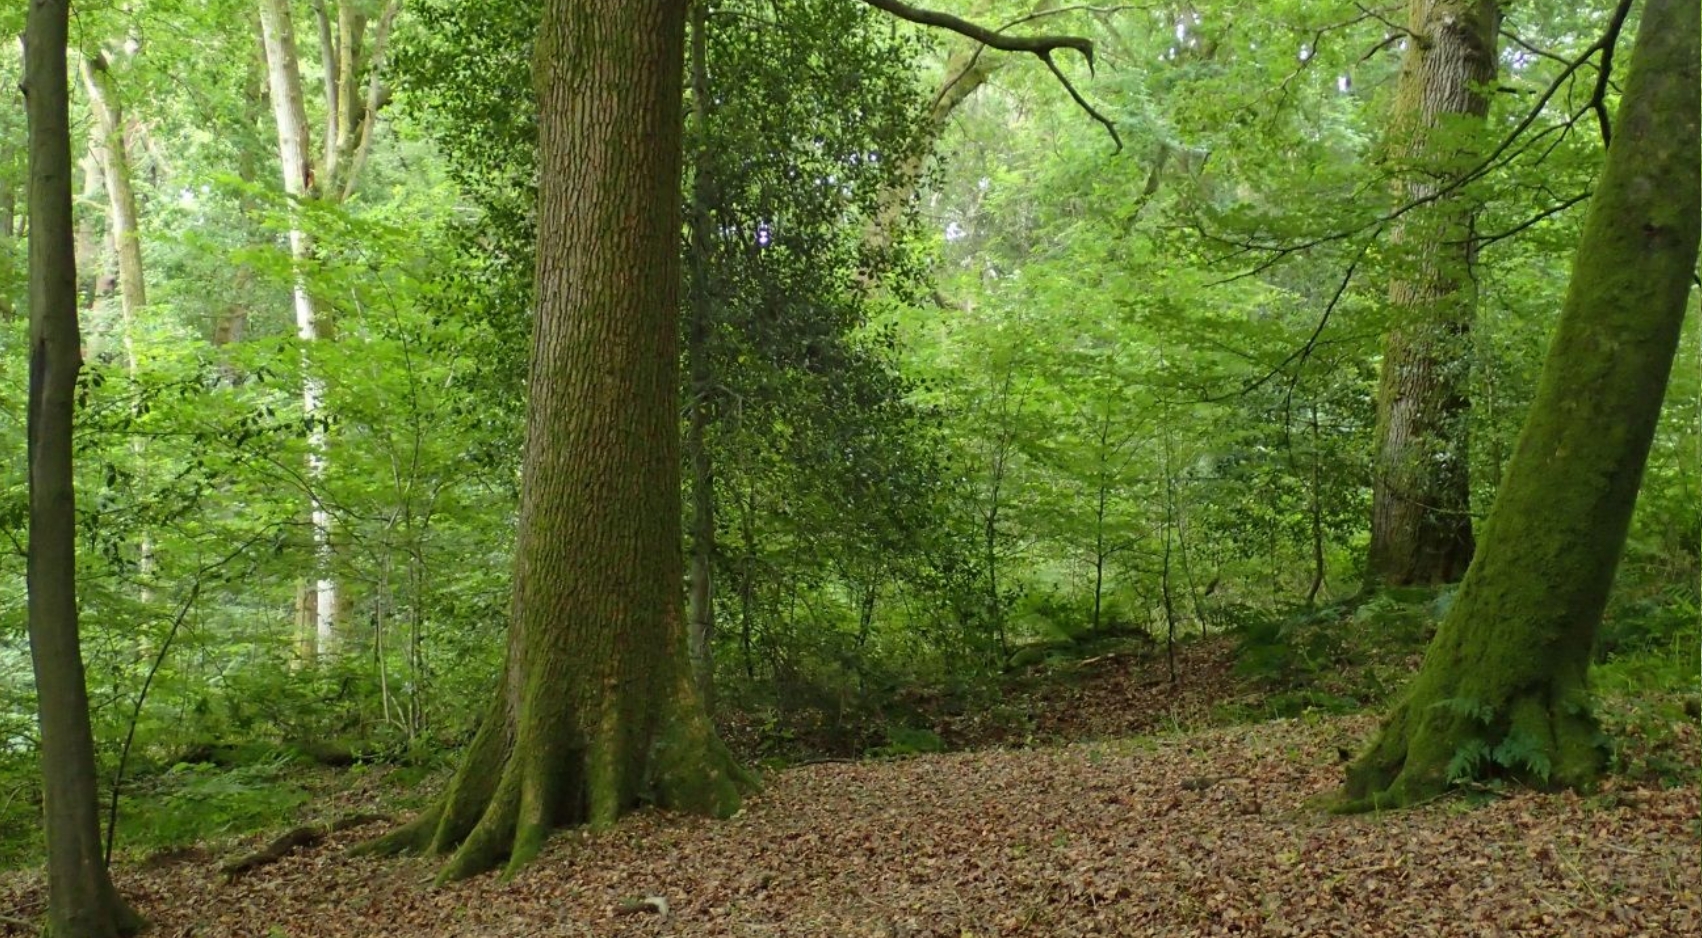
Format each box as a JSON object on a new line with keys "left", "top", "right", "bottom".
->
{"left": 1366, "top": 0, "right": 1499, "bottom": 588}
{"left": 259, "top": 0, "right": 340, "bottom": 658}
{"left": 79, "top": 50, "right": 155, "bottom": 603}
{"left": 1306, "top": 403, "right": 1326, "bottom": 605}
{"left": 78, "top": 53, "right": 143, "bottom": 336}
{"left": 684, "top": 1, "right": 718, "bottom": 710}
{"left": 1340, "top": 0, "right": 1699, "bottom": 809}
{"left": 361, "top": 0, "right": 750, "bottom": 882}
{"left": 1, "top": 140, "right": 17, "bottom": 322}
{"left": 22, "top": 3, "right": 144, "bottom": 933}
{"left": 73, "top": 146, "right": 106, "bottom": 307}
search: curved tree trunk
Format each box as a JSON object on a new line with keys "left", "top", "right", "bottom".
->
{"left": 1366, "top": 0, "right": 1499, "bottom": 588}
{"left": 1340, "top": 0, "right": 1699, "bottom": 810}
{"left": 22, "top": 3, "right": 144, "bottom": 934}
{"left": 361, "top": 0, "right": 751, "bottom": 882}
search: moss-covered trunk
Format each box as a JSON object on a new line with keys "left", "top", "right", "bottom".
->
{"left": 1340, "top": 0, "right": 1699, "bottom": 809}
{"left": 361, "top": 0, "right": 751, "bottom": 882}
{"left": 1366, "top": 0, "right": 1499, "bottom": 588}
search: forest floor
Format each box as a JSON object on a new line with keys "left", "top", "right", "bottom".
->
{"left": 2, "top": 645, "right": 1697, "bottom": 937}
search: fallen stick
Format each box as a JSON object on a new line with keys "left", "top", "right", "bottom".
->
{"left": 221, "top": 813, "right": 389, "bottom": 882}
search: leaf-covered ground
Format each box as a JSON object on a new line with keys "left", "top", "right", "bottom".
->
{"left": 4, "top": 710, "right": 1696, "bottom": 937}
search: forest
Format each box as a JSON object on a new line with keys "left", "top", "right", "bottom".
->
{"left": 1, "top": 0, "right": 1698, "bottom": 934}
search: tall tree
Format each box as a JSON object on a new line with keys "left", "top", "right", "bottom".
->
{"left": 256, "top": 0, "right": 401, "bottom": 659}
{"left": 362, "top": 0, "right": 749, "bottom": 882}
{"left": 78, "top": 50, "right": 145, "bottom": 344}
{"left": 1365, "top": 0, "right": 1499, "bottom": 587}
{"left": 1340, "top": 0, "right": 1699, "bottom": 808}
{"left": 22, "top": 0, "right": 144, "bottom": 933}
{"left": 80, "top": 48, "right": 155, "bottom": 601}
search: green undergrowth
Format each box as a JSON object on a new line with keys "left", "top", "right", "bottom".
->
{"left": 2, "top": 588, "right": 1690, "bottom": 872}
{"left": 1219, "top": 590, "right": 1441, "bottom": 722}
{"left": 1591, "top": 616, "right": 1700, "bottom": 789}
{"left": 0, "top": 740, "right": 456, "bottom": 872}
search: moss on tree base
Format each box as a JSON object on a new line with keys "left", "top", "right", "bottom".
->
{"left": 356, "top": 693, "right": 755, "bottom": 884}
{"left": 1330, "top": 679, "right": 1604, "bottom": 812}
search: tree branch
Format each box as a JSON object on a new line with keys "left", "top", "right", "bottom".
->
{"left": 858, "top": 0, "right": 1121, "bottom": 150}
{"left": 1587, "top": 0, "right": 1635, "bottom": 148}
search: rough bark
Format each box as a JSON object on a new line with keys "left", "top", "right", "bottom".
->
{"left": 684, "top": 0, "right": 717, "bottom": 709}
{"left": 1366, "top": 0, "right": 1499, "bottom": 588}
{"left": 22, "top": 2, "right": 144, "bottom": 933}
{"left": 1339, "top": 0, "right": 1699, "bottom": 810}
{"left": 359, "top": 0, "right": 751, "bottom": 882}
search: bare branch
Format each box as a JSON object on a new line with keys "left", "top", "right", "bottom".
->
{"left": 858, "top": 0, "right": 1121, "bottom": 150}
{"left": 1465, "top": 190, "right": 1591, "bottom": 251}
{"left": 1587, "top": 0, "right": 1635, "bottom": 147}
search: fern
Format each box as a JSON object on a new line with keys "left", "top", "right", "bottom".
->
{"left": 1492, "top": 730, "right": 1553, "bottom": 783}
{"left": 1446, "top": 739, "right": 1492, "bottom": 783}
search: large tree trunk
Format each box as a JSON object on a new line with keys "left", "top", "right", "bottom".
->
{"left": 684, "top": 0, "right": 718, "bottom": 709}
{"left": 22, "top": 3, "right": 145, "bottom": 934}
{"left": 1365, "top": 0, "right": 1499, "bottom": 588}
{"left": 361, "top": 0, "right": 750, "bottom": 882}
{"left": 1339, "top": 0, "right": 1699, "bottom": 810}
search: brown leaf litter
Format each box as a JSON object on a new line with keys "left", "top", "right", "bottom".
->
{"left": 3, "top": 713, "right": 1694, "bottom": 937}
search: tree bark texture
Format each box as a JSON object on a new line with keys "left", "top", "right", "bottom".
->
{"left": 23, "top": 1, "right": 144, "bottom": 933}
{"left": 360, "top": 0, "right": 751, "bottom": 882}
{"left": 1366, "top": 0, "right": 1499, "bottom": 587}
{"left": 685, "top": 0, "right": 718, "bottom": 710}
{"left": 1341, "top": 0, "right": 1699, "bottom": 809}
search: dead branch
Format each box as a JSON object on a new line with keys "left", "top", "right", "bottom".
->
{"left": 858, "top": 0, "right": 1121, "bottom": 150}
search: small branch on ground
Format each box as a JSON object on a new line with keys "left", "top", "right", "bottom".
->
{"left": 221, "top": 813, "right": 390, "bottom": 882}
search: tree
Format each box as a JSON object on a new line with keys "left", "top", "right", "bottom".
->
{"left": 1365, "top": 0, "right": 1499, "bottom": 587}
{"left": 1339, "top": 0, "right": 1699, "bottom": 809}
{"left": 257, "top": 0, "right": 401, "bottom": 660}
{"left": 22, "top": 0, "right": 145, "bottom": 933}
{"left": 362, "top": 0, "right": 750, "bottom": 882}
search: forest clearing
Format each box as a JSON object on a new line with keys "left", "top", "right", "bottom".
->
{"left": 3, "top": 0, "right": 1698, "bottom": 934}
